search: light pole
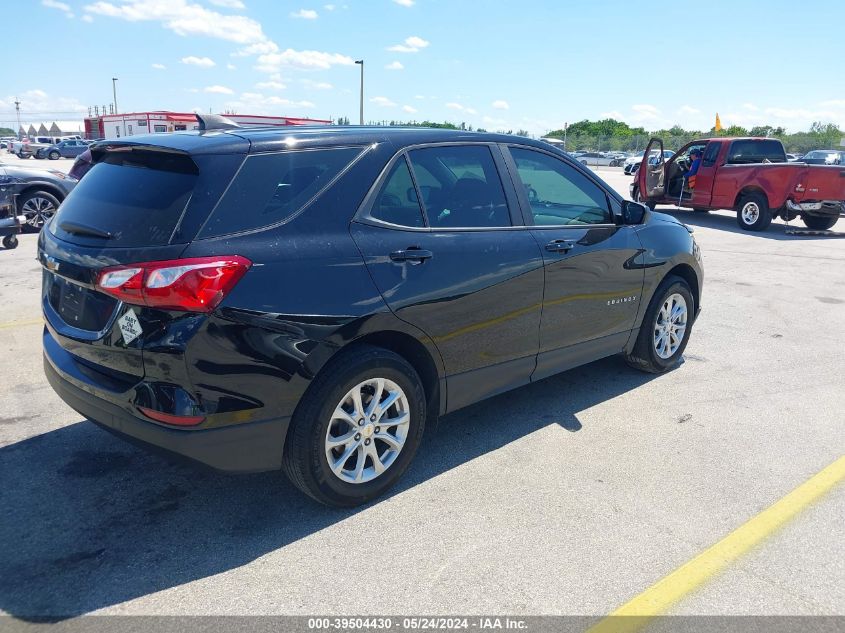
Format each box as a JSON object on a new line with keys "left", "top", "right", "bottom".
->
{"left": 563, "top": 122, "right": 568, "bottom": 152}
{"left": 14, "top": 98, "right": 21, "bottom": 139}
{"left": 354, "top": 60, "right": 364, "bottom": 125}
{"left": 112, "top": 77, "right": 119, "bottom": 114}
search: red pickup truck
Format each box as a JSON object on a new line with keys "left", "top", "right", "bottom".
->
{"left": 631, "top": 137, "right": 845, "bottom": 231}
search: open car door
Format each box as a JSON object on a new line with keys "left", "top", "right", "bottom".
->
{"left": 637, "top": 138, "right": 666, "bottom": 202}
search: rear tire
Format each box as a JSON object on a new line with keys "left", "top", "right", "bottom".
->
{"left": 625, "top": 276, "right": 694, "bottom": 374}
{"left": 18, "top": 190, "right": 60, "bottom": 232}
{"left": 283, "top": 345, "right": 426, "bottom": 507}
{"left": 2, "top": 235, "right": 18, "bottom": 249}
{"left": 736, "top": 192, "right": 772, "bottom": 231}
{"left": 801, "top": 215, "right": 837, "bottom": 231}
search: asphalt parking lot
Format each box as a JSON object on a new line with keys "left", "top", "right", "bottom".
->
{"left": 0, "top": 153, "right": 843, "bottom": 622}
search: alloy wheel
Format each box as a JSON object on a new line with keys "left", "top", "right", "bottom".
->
{"left": 653, "top": 293, "right": 687, "bottom": 359}
{"left": 325, "top": 377, "right": 410, "bottom": 484}
{"left": 22, "top": 196, "right": 57, "bottom": 229}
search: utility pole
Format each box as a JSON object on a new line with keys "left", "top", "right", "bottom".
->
{"left": 112, "top": 77, "right": 119, "bottom": 114}
{"left": 354, "top": 60, "right": 364, "bottom": 125}
{"left": 14, "top": 98, "right": 21, "bottom": 139}
{"left": 563, "top": 122, "right": 568, "bottom": 152}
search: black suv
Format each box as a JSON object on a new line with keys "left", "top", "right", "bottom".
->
{"left": 40, "top": 121, "right": 703, "bottom": 506}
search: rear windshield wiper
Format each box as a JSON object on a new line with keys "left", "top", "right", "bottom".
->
{"left": 59, "top": 221, "right": 113, "bottom": 239}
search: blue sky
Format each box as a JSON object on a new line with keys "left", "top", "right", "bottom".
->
{"left": 4, "top": 0, "right": 845, "bottom": 136}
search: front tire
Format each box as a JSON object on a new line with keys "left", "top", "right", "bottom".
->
{"left": 283, "top": 345, "right": 426, "bottom": 507}
{"left": 18, "top": 190, "right": 60, "bottom": 232}
{"left": 625, "top": 276, "right": 694, "bottom": 374}
{"left": 736, "top": 192, "right": 772, "bottom": 231}
{"left": 801, "top": 215, "right": 837, "bottom": 231}
{"left": 48, "top": 150, "right": 60, "bottom": 160}
{"left": 632, "top": 186, "right": 656, "bottom": 211}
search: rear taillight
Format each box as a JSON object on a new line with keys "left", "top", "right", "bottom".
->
{"left": 96, "top": 256, "right": 251, "bottom": 313}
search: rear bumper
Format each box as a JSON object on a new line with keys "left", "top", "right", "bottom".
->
{"left": 44, "top": 342, "right": 289, "bottom": 473}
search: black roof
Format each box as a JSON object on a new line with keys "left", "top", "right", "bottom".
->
{"left": 94, "top": 126, "right": 556, "bottom": 156}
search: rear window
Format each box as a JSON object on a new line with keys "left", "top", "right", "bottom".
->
{"left": 726, "top": 140, "right": 786, "bottom": 164}
{"left": 198, "top": 147, "right": 362, "bottom": 238}
{"left": 51, "top": 150, "right": 198, "bottom": 247}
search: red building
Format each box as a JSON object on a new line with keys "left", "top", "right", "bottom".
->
{"left": 84, "top": 111, "right": 332, "bottom": 140}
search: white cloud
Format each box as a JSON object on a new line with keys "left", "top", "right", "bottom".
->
{"left": 290, "top": 8, "right": 318, "bottom": 19}
{"left": 403, "top": 105, "right": 417, "bottom": 113}
{"left": 42, "top": 0, "right": 74, "bottom": 18}
{"left": 492, "top": 100, "right": 509, "bottom": 110}
{"left": 209, "top": 0, "right": 245, "bottom": 7}
{"left": 84, "top": 0, "right": 268, "bottom": 45}
{"left": 225, "top": 92, "right": 316, "bottom": 114}
{"left": 81, "top": 14, "right": 93, "bottom": 21}
{"left": 599, "top": 110, "right": 624, "bottom": 120}
{"left": 0, "top": 90, "right": 87, "bottom": 127}
{"left": 743, "top": 103, "right": 759, "bottom": 111}
{"left": 820, "top": 99, "right": 845, "bottom": 108}
{"left": 182, "top": 55, "right": 216, "bottom": 67}
{"left": 324, "top": 3, "right": 335, "bottom": 9}
{"left": 388, "top": 35, "right": 429, "bottom": 53}
{"left": 302, "top": 79, "right": 333, "bottom": 90}
{"left": 385, "top": 61, "right": 404, "bottom": 71}
{"left": 151, "top": 63, "right": 166, "bottom": 70}
{"left": 447, "top": 102, "right": 475, "bottom": 114}
{"left": 233, "top": 41, "right": 279, "bottom": 57}
{"left": 414, "top": 95, "right": 425, "bottom": 100}
{"left": 255, "top": 49, "right": 353, "bottom": 72}
{"left": 227, "top": 63, "right": 236, "bottom": 70}
{"left": 204, "top": 85, "right": 234, "bottom": 94}
{"left": 371, "top": 96, "right": 396, "bottom": 107}
{"left": 678, "top": 105, "right": 700, "bottom": 115}
{"left": 255, "top": 80, "right": 286, "bottom": 90}
{"left": 393, "top": 0, "right": 414, "bottom": 5}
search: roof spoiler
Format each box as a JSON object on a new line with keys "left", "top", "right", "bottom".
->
{"left": 196, "top": 113, "right": 241, "bottom": 131}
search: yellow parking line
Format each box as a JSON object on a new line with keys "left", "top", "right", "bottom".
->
{"left": 0, "top": 317, "right": 43, "bottom": 330}
{"left": 588, "top": 454, "right": 845, "bottom": 633}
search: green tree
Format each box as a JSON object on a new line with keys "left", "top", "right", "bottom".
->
{"left": 0, "top": 127, "right": 14, "bottom": 136}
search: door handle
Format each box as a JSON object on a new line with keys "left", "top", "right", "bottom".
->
{"left": 545, "top": 239, "right": 575, "bottom": 253}
{"left": 389, "top": 247, "right": 433, "bottom": 264}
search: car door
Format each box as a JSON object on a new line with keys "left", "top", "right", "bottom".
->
{"left": 637, "top": 138, "right": 666, "bottom": 202}
{"left": 502, "top": 145, "right": 646, "bottom": 381}
{"left": 350, "top": 143, "right": 545, "bottom": 412}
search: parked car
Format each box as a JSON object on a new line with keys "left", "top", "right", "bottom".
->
{"left": 0, "top": 160, "right": 76, "bottom": 229}
{"left": 786, "top": 153, "right": 802, "bottom": 162}
{"left": 35, "top": 139, "right": 89, "bottom": 160}
{"left": 632, "top": 137, "right": 845, "bottom": 231}
{"left": 577, "top": 151, "right": 625, "bottom": 167}
{"left": 800, "top": 150, "right": 844, "bottom": 165}
{"left": 40, "top": 121, "right": 703, "bottom": 506}
{"left": 624, "top": 150, "right": 675, "bottom": 175}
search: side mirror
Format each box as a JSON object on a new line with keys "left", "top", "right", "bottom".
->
{"left": 622, "top": 201, "right": 648, "bottom": 225}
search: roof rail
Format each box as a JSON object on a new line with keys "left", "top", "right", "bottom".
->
{"left": 196, "top": 113, "right": 241, "bottom": 131}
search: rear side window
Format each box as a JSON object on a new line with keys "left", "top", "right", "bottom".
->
{"left": 199, "top": 147, "right": 361, "bottom": 238}
{"left": 407, "top": 145, "right": 510, "bottom": 228}
{"left": 726, "top": 140, "right": 786, "bottom": 164}
{"left": 370, "top": 157, "right": 425, "bottom": 228}
{"left": 702, "top": 142, "right": 720, "bottom": 167}
{"left": 51, "top": 150, "right": 198, "bottom": 247}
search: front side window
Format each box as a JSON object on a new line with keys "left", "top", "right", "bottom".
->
{"left": 407, "top": 145, "right": 510, "bottom": 228}
{"left": 509, "top": 147, "right": 612, "bottom": 225}
{"left": 370, "top": 157, "right": 424, "bottom": 228}
{"left": 199, "top": 147, "right": 362, "bottom": 238}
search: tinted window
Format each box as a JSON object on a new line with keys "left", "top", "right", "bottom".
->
{"left": 370, "top": 157, "right": 424, "bottom": 228}
{"left": 408, "top": 145, "right": 510, "bottom": 228}
{"left": 726, "top": 139, "right": 786, "bottom": 164}
{"left": 702, "top": 142, "right": 720, "bottom": 167}
{"left": 199, "top": 147, "right": 361, "bottom": 238}
{"left": 510, "top": 148, "right": 612, "bottom": 225}
{"left": 51, "top": 151, "right": 198, "bottom": 247}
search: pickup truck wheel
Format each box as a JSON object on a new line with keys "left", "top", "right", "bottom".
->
{"left": 737, "top": 193, "right": 772, "bottom": 231}
{"left": 801, "top": 215, "right": 837, "bottom": 231}
{"left": 625, "top": 275, "right": 694, "bottom": 374}
{"left": 283, "top": 345, "right": 426, "bottom": 507}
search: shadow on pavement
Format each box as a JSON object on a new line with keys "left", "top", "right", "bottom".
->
{"left": 656, "top": 206, "right": 842, "bottom": 241}
{"left": 0, "top": 355, "right": 657, "bottom": 620}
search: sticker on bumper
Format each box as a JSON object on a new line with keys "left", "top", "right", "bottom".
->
{"left": 117, "top": 309, "right": 143, "bottom": 345}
